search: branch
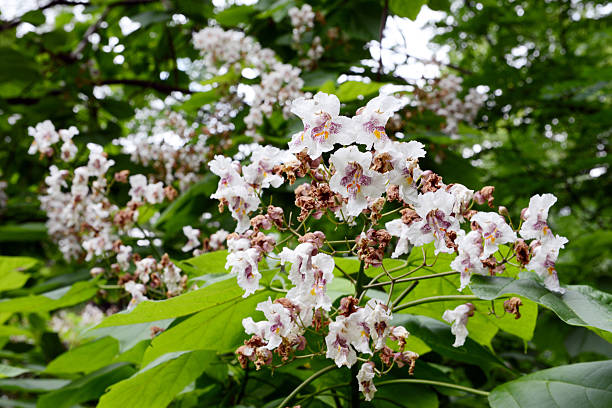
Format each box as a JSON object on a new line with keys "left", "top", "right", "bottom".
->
{"left": 393, "top": 295, "right": 480, "bottom": 313}
{"left": 0, "top": 0, "right": 158, "bottom": 32}
{"left": 376, "top": 378, "right": 490, "bottom": 397}
{"left": 71, "top": 7, "right": 111, "bottom": 58}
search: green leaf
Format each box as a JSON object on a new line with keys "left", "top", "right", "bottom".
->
{"left": 176, "top": 250, "right": 228, "bottom": 277}
{"left": 215, "top": 5, "right": 256, "bottom": 27}
{"left": 98, "top": 351, "right": 213, "bottom": 408}
{"left": 141, "top": 289, "right": 271, "bottom": 364}
{"left": 335, "top": 81, "right": 385, "bottom": 102}
{"left": 392, "top": 314, "right": 506, "bottom": 369}
{"left": 489, "top": 360, "right": 612, "bottom": 408}
{"left": 130, "top": 11, "right": 170, "bottom": 27}
{"left": 0, "top": 378, "right": 70, "bottom": 393}
{"left": 470, "top": 275, "right": 612, "bottom": 334}
{"left": 44, "top": 337, "right": 120, "bottom": 375}
{"left": 96, "top": 274, "right": 254, "bottom": 327}
{"left": 389, "top": 0, "right": 427, "bottom": 20}
{"left": 0, "top": 364, "right": 30, "bottom": 378}
{"left": 0, "top": 281, "right": 98, "bottom": 314}
{"left": 0, "top": 256, "right": 38, "bottom": 291}
{"left": 325, "top": 277, "right": 354, "bottom": 302}
{"left": 386, "top": 245, "right": 537, "bottom": 345}
{"left": 301, "top": 71, "right": 338, "bottom": 91}
{"left": 38, "top": 363, "right": 136, "bottom": 408}
{"left": 20, "top": 10, "right": 45, "bottom": 26}
{"left": 0, "top": 223, "right": 47, "bottom": 242}
{"left": 87, "top": 319, "right": 173, "bottom": 353}
{"left": 100, "top": 98, "right": 135, "bottom": 120}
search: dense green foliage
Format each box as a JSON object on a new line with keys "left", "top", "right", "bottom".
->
{"left": 0, "top": 0, "right": 610, "bottom": 407}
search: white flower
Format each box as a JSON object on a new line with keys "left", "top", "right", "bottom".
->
{"left": 520, "top": 193, "right": 557, "bottom": 241}
{"left": 28, "top": 120, "right": 59, "bottom": 155}
{"left": 209, "top": 229, "right": 229, "bottom": 250}
{"left": 182, "top": 226, "right": 201, "bottom": 252}
{"left": 325, "top": 315, "right": 358, "bottom": 368}
{"left": 211, "top": 158, "right": 260, "bottom": 233}
{"left": 243, "top": 145, "right": 294, "bottom": 189}
{"left": 387, "top": 190, "right": 460, "bottom": 256}
{"left": 116, "top": 245, "right": 132, "bottom": 270}
{"left": 450, "top": 230, "right": 488, "bottom": 291}
{"left": 135, "top": 257, "right": 156, "bottom": 284}
{"left": 526, "top": 235, "right": 568, "bottom": 294}
{"left": 254, "top": 297, "right": 295, "bottom": 350}
{"left": 86, "top": 143, "right": 114, "bottom": 177}
{"left": 144, "top": 182, "right": 164, "bottom": 204}
{"left": 380, "top": 141, "right": 426, "bottom": 204}
{"left": 60, "top": 140, "right": 78, "bottom": 162}
{"left": 286, "top": 251, "right": 335, "bottom": 311}
{"left": 442, "top": 303, "right": 474, "bottom": 347}
{"left": 125, "top": 281, "right": 148, "bottom": 311}
{"left": 128, "top": 174, "right": 148, "bottom": 201}
{"left": 226, "top": 247, "right": 262, "bottom": 297}
{"left": 162, "top": 262, "right": 183, "bottom": 295}
{"left": 471, "top": 212, "right": 517, "bottom": 259}
{"left": 364, "top": 299, "right": 392, "bottom": 351}
{"left": 329, "top": 146, "right": 386, "bottom": 216}
{"left": 346, "top": 308, "right": 373, "bottom": 355}
{"left": 289, "top": 92, "right": 352, "bottom": 158}
{"left": 353, "top": 94, "right": 404, "bottom": 149}
{"left": 210, "top": 155, "right": 242, "bottom": 193}
{"left": 357, "top": 362, "right": 377, "bottom": 401}
{"left": 280, "top": 243, "right": 315, "bottom": 292}
{"left": 447, "top": 183, "right": 474, "bottom": 220}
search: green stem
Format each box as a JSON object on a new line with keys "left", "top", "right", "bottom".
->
{"left": 351, "top": 261, "right": 366, "bottom": 408}
{"left": 393, "top": 295, "right": 480, "bottom": 312}
{"left": 276, "top": 365, "right": 336, "bottom": 408}
{"left": 376, "top": 378, "right": 490, "bottom": 397}
{"left": 364, "top": 271, "right": 459, "bottom": 289}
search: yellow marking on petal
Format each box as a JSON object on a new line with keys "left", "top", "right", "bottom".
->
{"left": 547, "top": 267, "right": 555, "bottom": 275}
{"left": 310, "top": 287, "right": 316, "bottom": 296}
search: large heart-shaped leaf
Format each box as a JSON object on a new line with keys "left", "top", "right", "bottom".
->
{"left": 96, "top": 274, "right": 248, "bottom": 327}
{"left": 489, "top": 360, "right": 612, "bottom": 407}
{"left": 0, "top": 280, "right": 97, "bottom": 314}
{"left": 98, "top": 350, "right": 213, "bottom": 408}
{"left": 142, "top": 289, "right": 271, "bottom": 364}
{"left": 38, "top": 363, "right": 136, "bottom": 408}
{"left": 470, "top": 274, "right": 612, "bottom": 336}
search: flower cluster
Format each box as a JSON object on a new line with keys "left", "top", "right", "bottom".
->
{"left": 31, "top": 121, "right": 187, "bottom": 311}
{"left": 192, "top": 27, "right": 304, "bottom": 137}
{"left": 519, "top": 194, "right": 568, "bottom": 294}
{"left": 27, "top": 120, "right": 79, "bottom": 160}
{"left": 118, "top": 110, "right": 209, "bottom": 191}
{"left": 49, "top": 303, "right": 107, "bottom": 346}
{"left": 206, "top": 91, "right": 570, "bottom": 402}
{"left": 416, "top": 74, "right": 486, "bottom": 136}
{"left": 288, "top": 4, "right": 324, "bottom": 68}
{"left": 181, "top": 226, "right": 229, "bottom": 256}
{"left": 39, "top": 142, "right": 118, "bottom": 261}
